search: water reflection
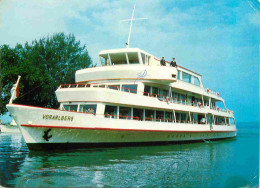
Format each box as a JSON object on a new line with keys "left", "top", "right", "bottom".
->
{"left": 0, "top": 130, "right": 258, "bottom": 187}
{"left": 0, "top": 133, "right": 28, "bottom": 187}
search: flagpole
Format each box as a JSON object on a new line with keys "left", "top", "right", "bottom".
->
{"left": 9, "top": 76, "right": 21, "bottom": 104}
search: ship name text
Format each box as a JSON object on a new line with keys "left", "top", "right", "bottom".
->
{"left": 42, "top": 114, "right": 74, "bottom": 121}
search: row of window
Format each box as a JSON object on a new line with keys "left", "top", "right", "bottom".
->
{"left": 64, "top": 83, "right": 223, "bottom": 113}
{"left": 100, "top": 52, "right": 150, "bottom": 65}
{"left": 63, "top": 104, "right": 97, "bottom": 114}
{"left": 62, "top": 104, "right": 234, "bottom": 125}
{"left": 177, "top": 70, "right": 200, "bottom": 86}
{"left": 144, "top": 85, "right": 210, "bottom": 107}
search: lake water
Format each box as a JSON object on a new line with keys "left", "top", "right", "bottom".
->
{"left": 0, "top": 122, "right": 259, "bottom": 187}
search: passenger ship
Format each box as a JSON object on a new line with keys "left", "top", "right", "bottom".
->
{"left": 6, "top": 6, "right": 236, "bottom": 150}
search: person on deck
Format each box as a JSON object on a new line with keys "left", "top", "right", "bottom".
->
{"left": 160, "top": 57, "right": 166, "bottom": 66}
{"left": 170, "top": 58, "right": 177, "bottom": 67}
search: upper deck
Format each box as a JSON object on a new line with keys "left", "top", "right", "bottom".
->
{"left": 76, "top": 48, "right": 200, "bottom": 84}
{"left": 76, "top": 48, "right": 178, "bottom": 84}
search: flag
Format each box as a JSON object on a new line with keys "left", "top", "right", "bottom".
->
{"left": 16, "top": 83, "right": 19, "bottom": 98}
{"left": 9, "top": 76, "right": 21, "bottom": 104}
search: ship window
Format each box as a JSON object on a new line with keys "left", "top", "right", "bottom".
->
{"left": 192, "top": 113, "right": 198, "bottom": 124}
{"left": 144, "top": 85, "right": 151, "bottom": 96}
{"left": 204, "top": 99, "right": 209, "bottom": 106}
{"left": 181, "top": 113, "right": 188, "bottom": 122}
{"left": 141, "top": 53, "right": 145, "bottom": 64}
{"left": 165, "top": 111, "right": 173, "bottom": 122}
{"left": 100, "top": 56, "right": 109, "bottom": 66}
{"left": 182, "top": 72, "right": 191, "bottom": 83}
{"left": 177, "top": 70, "right": 181, "bottom": 80}
{"left": 119, "top": 107, "right": 131, "bottom": 119}
{"left": 198, "top": 114, "right": 205, "bottom": 124}
{"left": 79, "top": 104, "right": 97, "bottom": 114}
{"left": 207, "top": 115, "right": 213, "bottom": 124}
{"left": 108, "top": 85, "right": 120, "bottom": 90}
{"left": 110, "top": 53, "right": 127, "bottom": 65}
{"left": 63, "top": 105, "right": 78, "bottom": 112}
{"left": 194, "top": 77, "right": 200, "bottom": 86}
{"left": 152, "top": 87, "right": 159, "bottom": 97}
{"left": 133, "top": 108, "right": 143, "bottom": 121}
{"left": 122, "top": 84, "right": 137, "bottom": 94}
{"left": 229, "top": 118, "right": 235, "bottom": 125}
{"left": 127, "top": 52, "right": 139, "bottom": 64}
{"left": 187, "top": 96, "right": 192, "bottom": 105}
{"left": 175, "top": 112, "right": 181, "bottom": 122}
{"left": 162, "top": 89, "right": 168, "bottom": 97}
{"left": 174, "top": 93, "right": 181, "bottom": 103}
{"left": 156, "top": 111, "right": 164, "bottom": 121}
{"left": 145, "top": 109, "right": 154, "bottom": 121}
{"left": 105, "top": 105, "right": 117, "bottom": 118}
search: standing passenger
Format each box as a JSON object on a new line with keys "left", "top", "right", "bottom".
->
{"left": 160, "top": 57, "right": 166, "bottom": 66}
{"left": 170, "top": 58, "right": 177, "bottom": 67}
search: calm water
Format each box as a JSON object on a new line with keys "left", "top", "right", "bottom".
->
{"left": 0, "top": 123, "right": 259, "bottom": 187}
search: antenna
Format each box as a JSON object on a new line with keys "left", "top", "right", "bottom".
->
{"left": 120, "top": 3, "right": 147, "bottom": 48}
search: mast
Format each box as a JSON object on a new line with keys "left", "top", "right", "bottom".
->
{"left": 121, "top": 3, "right": 147, "bottom": 48}
{"left": 127, "top": 4, "right": 136, "bottom": 48}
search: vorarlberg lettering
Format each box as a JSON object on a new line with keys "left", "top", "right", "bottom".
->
{"left": 42, "top": 114, "right": 74, "bottom": 121}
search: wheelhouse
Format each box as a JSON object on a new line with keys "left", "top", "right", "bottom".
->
{"left": 99, "top": 48, "right": 157, "bottom": 66}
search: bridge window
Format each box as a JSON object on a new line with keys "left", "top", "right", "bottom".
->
{"left": 141, "top": 53, "right": 145, "bottom": 64}
{"left": 110, "top": 53, "right": 127, "bottom": 65}
{"left": 128, "top": 52, "right": 139, "bottom": 64}
{"left": 79, "top": 104, "right": 97, "bottom": 114}
{"left": 100, "top": 55, "right": 109, "bottom": 65}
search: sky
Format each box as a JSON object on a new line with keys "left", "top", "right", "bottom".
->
{"left": 0, "top": 0, "right": 259, "bottom": 123}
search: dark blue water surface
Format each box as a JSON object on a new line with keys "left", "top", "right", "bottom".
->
{"left": 0, "top": 122, "right": 259, "bottom": 187}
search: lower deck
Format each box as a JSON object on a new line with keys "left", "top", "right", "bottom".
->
{"left": 60, "top": 102, "right": 236, "bottom": 127}
{"left": 6, "top": 103, "right": 237, "bottom": 150}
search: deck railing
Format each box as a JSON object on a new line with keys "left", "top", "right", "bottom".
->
{"left": 59, "top": 84, "right": 233, "bottom": 114}
{"left": 205, "top": 88, "right": 220, "bottom": 97}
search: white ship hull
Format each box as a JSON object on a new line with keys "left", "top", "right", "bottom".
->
{"left": 0, "top": 124, "right": 20, "bottom": 133}
{"left": 7, "top": 104, "right": 237, "bottom": 150}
